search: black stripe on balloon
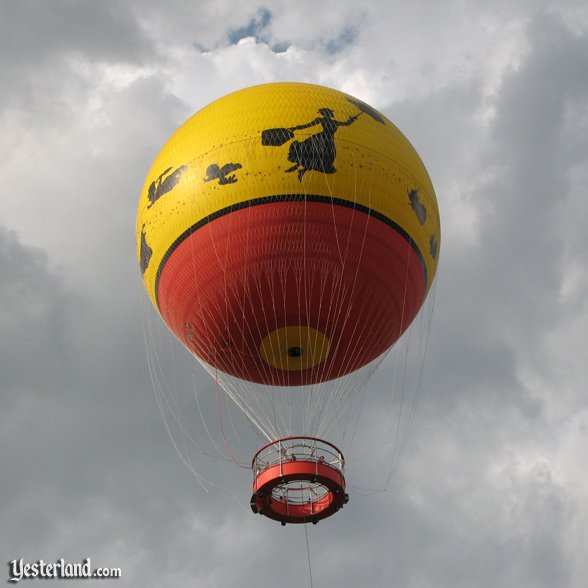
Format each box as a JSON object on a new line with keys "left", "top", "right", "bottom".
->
{"left": 154, "top": 194, "right": 428, "bottom": 309}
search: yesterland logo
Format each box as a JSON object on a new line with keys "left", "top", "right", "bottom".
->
{"left": 7, "top": 558, "right": 121, "bottom": 582}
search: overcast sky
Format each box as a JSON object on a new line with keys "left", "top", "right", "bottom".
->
{"left": 2, "top": 1, "right": 588, "bottom": 586}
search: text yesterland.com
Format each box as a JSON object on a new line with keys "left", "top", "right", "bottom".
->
{"left": 8, "top": 558, "right": 121, "bottom": 582}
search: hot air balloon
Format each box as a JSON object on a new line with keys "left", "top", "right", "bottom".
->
{"left": 137, "top": 82, "right": 440, "bottom": 524}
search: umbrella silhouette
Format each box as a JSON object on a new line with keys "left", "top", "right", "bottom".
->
{"left": 346, "top": 98, "right": 386, "bottom": 124}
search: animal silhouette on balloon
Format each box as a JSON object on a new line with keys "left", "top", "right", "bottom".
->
{"left": 147, "top": 165, "right": 187, "bottom": 208}
{"left": 203, "top": 162, "right": 242, "bottom": 185}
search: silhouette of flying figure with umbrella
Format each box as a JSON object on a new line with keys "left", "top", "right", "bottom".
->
{"left": 261, "top": 98, "right": 386, "bottom": 181}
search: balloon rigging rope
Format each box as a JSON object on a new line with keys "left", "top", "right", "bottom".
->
{"left": 188, "top": 199, "right": 279, "bottom": 440}
{"left": 142, "top": 288, "right": 264, "bottom": 514}
{"left": 305, "top": 525, "right": 314, "bottom": 588}
{"left": 312, "top": 154, "right": 374, "bottom": 437}
{"left": 191, "top": 374, "right": 231, "bottom": 463}
{"left": 214, "top": 368, "right": 251, "bottom": 469}
{"left": 376, "top": 235, "right": 415, "bottom": 477}
{"left": 383, "top": 278, "right": 437, "bottom": 489}
{"left": 140, "top": 292, "right": 213, "bottom": 490}
{"left": 298, "top": 157, "right": 356, "bottom": 437}
{"left": 348, "top": 282, "right": 436, "bottom": 494}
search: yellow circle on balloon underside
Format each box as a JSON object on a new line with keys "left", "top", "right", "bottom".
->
{"left": 259, "top": 326, "right": 331, "bottom": 371}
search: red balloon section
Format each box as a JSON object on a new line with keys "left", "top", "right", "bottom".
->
{"left": 157, "top": 198, "right": 426, "bottom": 386}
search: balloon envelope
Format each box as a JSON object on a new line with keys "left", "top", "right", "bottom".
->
{"left": 137, "top": 82, "right": 440, "bottom": 388}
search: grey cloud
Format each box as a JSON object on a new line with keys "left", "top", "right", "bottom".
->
{"left": 0, "top": 0, "right": 154, "bottom": 111}
{"left": 473, "top": 14, "right": 588, "bottom": 355}
{"left": 0, "top": 228, "right": 77, "bottom": 395}
{"left": 0, "top": 0, "right": 151, "bottom": 64}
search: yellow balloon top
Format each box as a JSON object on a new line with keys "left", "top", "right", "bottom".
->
{"left": 137, "top": 82, "right": 440, "bottom": 310}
